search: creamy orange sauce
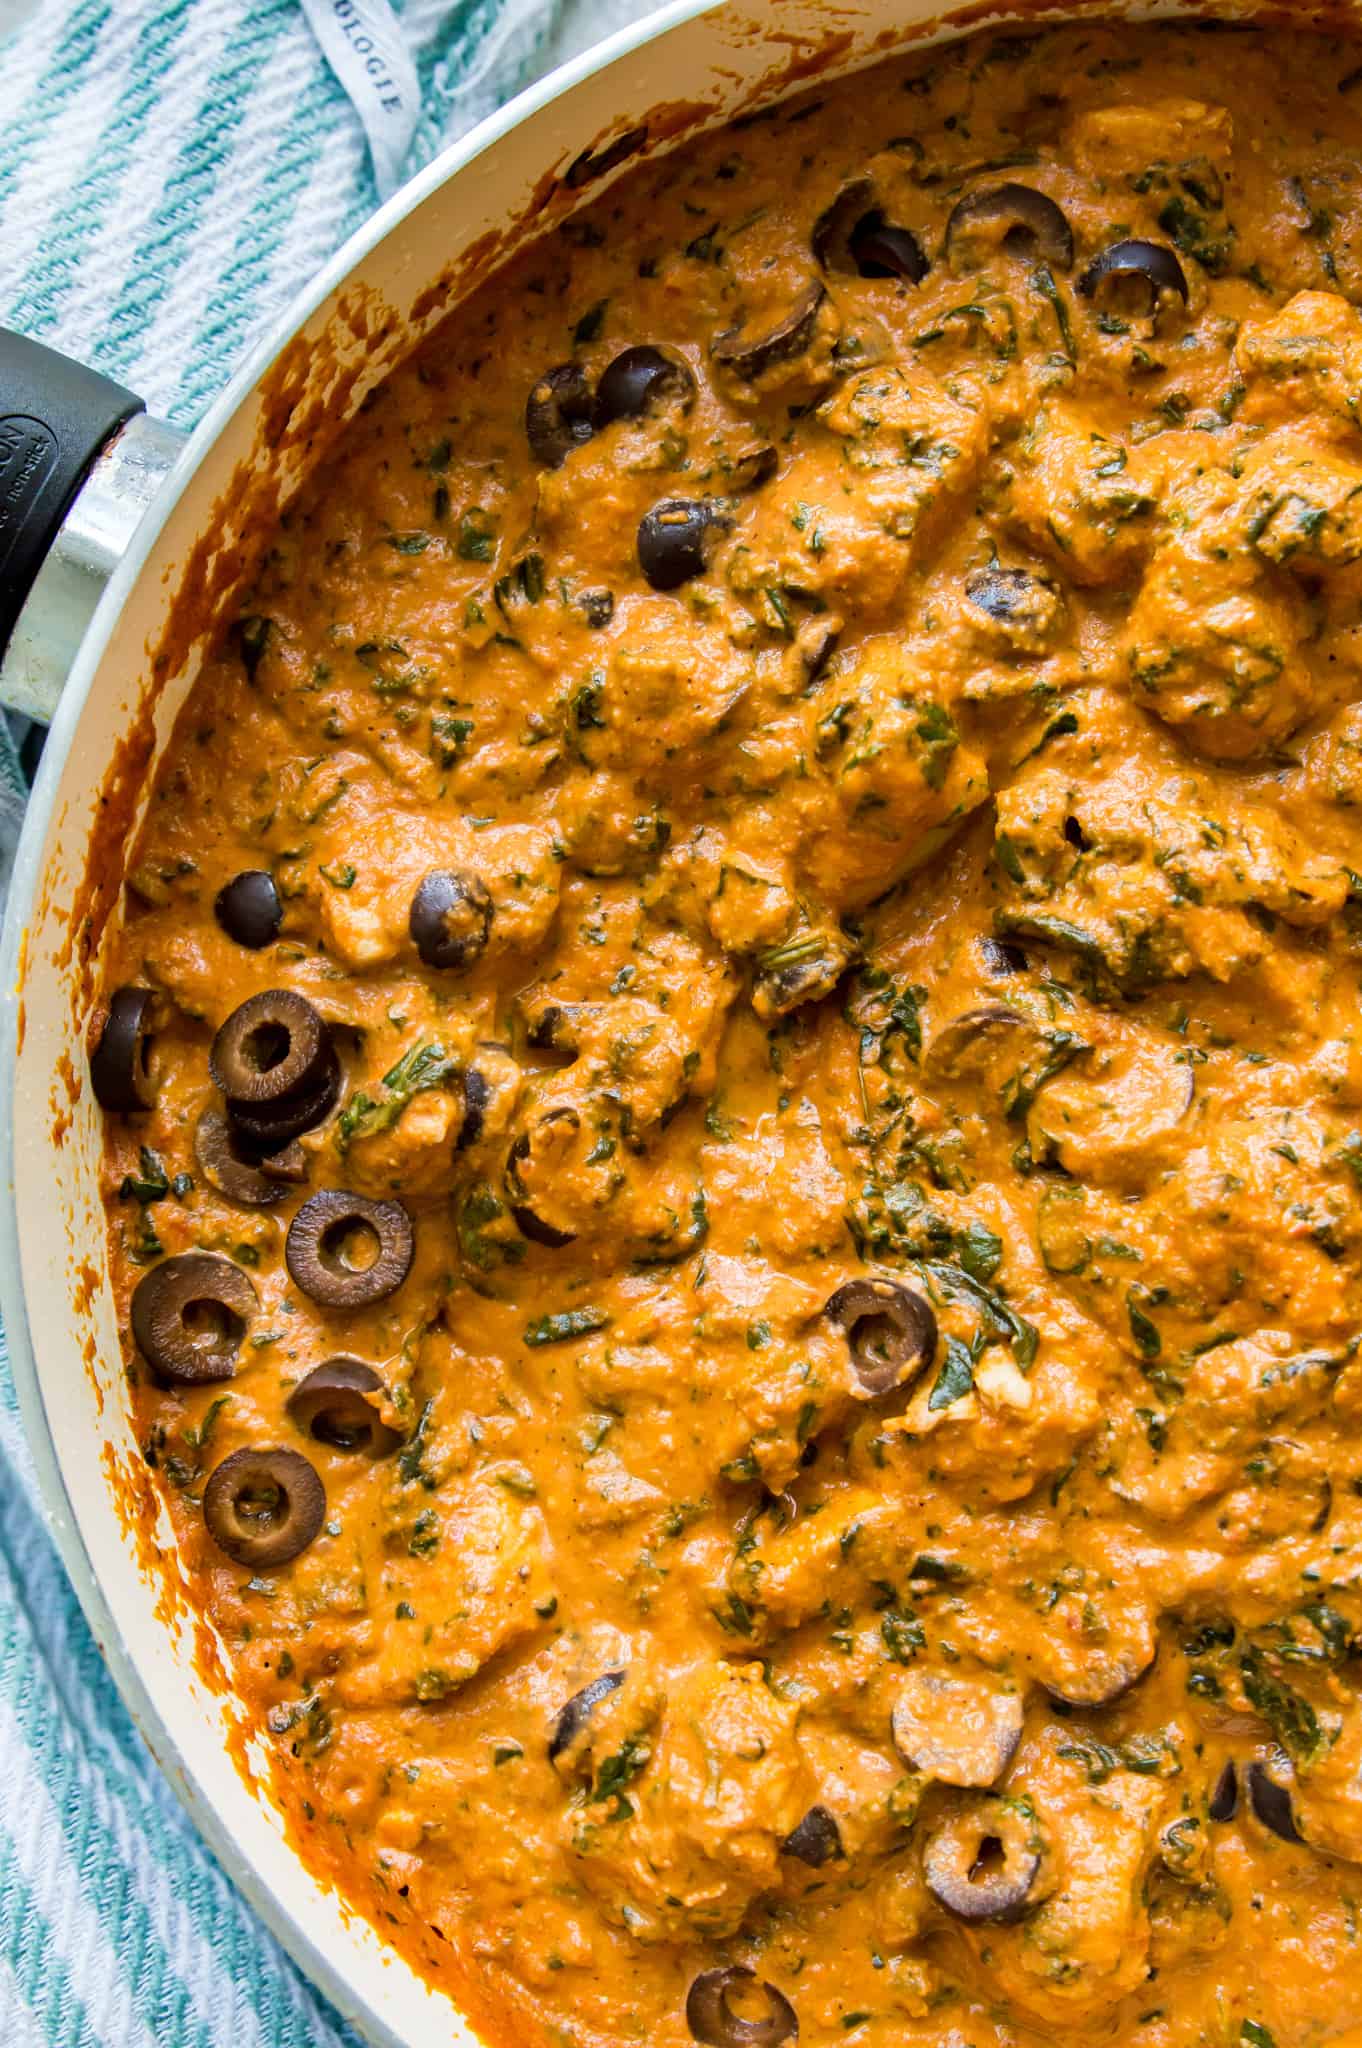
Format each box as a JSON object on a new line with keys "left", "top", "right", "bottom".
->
{"left": 94, "top": 23, "right": 1362, "bottom": 2046}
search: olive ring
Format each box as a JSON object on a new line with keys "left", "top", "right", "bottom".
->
{"left": 285, "top": 1189, "right": 415, "bottom": 1309}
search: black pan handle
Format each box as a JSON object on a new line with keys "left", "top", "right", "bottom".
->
{"left": 0, "top": 328, "right": 143, "bottom": 660}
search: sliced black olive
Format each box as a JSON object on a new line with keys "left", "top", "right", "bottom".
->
{"left": 131, "top": 1252, "right": 257, "bottom": 1386}
{"left": 549, "top": 1668, "right": 625, "bottom": 1764}
{"left": 505, "top": 1109, "right": 581, "bottom": 1247}
{"left": 638, "top": 497, "right": 718, "bottom": 591}
{"left": 686, "top": 1966, "right": 798, "bottom": 2048}
{"left": 594, "top": 345, "right": 695, "bottom": 427}
{"left": 800, "top": 620, "right": 840, "bottom": 684}
{"left": 851, "top": 215, "right": 930, "bottom": 282}
{"left": 409, "top": 868, "right": 493, "bottom": 971}
{"left": 977, "top": 935, "right": 1029, "bottom": 977}
{"left": 225, "top": 1053, "right": 340, "bottom": 1149}
{"left": 264, "top": 1139, "right": 307, "bottom": 1180}
{"left": 1209, "top": 1760, "right": 1239, "bottom": 1822}
{"left": 729, "top": 443, "right": 779, "bottom": 492}
{"left": 780, "top": 1805, "right": 843, "bottom": 1866}
{"left": 456, "top": 1043, "right": 521, "bottom": 1153}
{"left": 712, "top": 278, "right": 826, "bottom": 380}
{"left": 815, "top": 182, "right": 930, "bottom": 286}
{"left": 210, "top": 989, "right": 331, "bottom": 1105}
{"left": 458, "top": 1068, "right": 491, "bottom": 1150}
{"left": 286, "top": 1357, "right": 402, "bottom": 1456}
{"left": 285, "top": 1190, "right": 414, "bottom": 1309}
{"left": 944, "top": 184, "right": 1074, "bottom": 273}
{"left": 813, "top": 178, "right": 876, "bottom": 270}
{"left": 1247, "top": 1761, "right": 1303, "bottom": 1843}
{"left": 522, "top": 1002, "right": 586, "bottom": 1056}
{"left": 1078, "top": 239, "right": 1188, "bottom": 323}
{"left": 195, "top": 1107, "right": 304, "bottom": 1207}
{"left": 525, "top": 361, "right": 595, "bottom": 468}
{"left": 965, "top": 566, "right": 1066, "bottom": 652}
{"left": 825, "top": 1277, "right": 937, "bottom": 1398}
{"left": 234, "top": 614, "right": 271, "bottom": 680}
{"left": 90, "top": 986, "right": 161, "bottom": 1113}
{"left": 202, "top": 1446, "right": 325, "bottom": 1567}
{"left": 923, "top": 1797, "right": 1042, "bottom": 1923}
{"left": 214, "top": 869, "right": 282, "bottom": 949}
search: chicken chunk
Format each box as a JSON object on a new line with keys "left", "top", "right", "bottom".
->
{"left": 1237, "top": 290, "right": 1362, "bottom": 435}
{"left": 335, "top": 1478, "right": 554, "bottom": 1708}
{"left": 569, "top": 1659, "right": 812, "bottom": 1941}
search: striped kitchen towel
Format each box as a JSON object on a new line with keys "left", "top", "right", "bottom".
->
{"left": 0, "top": 0, "right": 658, "bottom": 2040}
{"left": 0, "top": 0, "right": 652, "bottom": 432}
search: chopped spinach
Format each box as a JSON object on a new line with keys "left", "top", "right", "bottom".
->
{"left": 524, "top": 1307, "right": 612, "bottom": 1347}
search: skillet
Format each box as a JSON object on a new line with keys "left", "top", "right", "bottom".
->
{"left": 0, "top": 0, "right": 1342, "bottom": 2038}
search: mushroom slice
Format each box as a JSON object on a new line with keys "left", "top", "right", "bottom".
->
{"left": 203, "top": 1447, "right": 325, "bottom": 1568}
{"left": 891, "top": 1670, "right": 1024, "bottom": 1788}
{"left": 685, "top": 1967, "right": 798, "bottom": 2048}
{"left": 944, "top": 183, "right": 1074, "bottom": 272}
{"left": 712, "top": 279, "right": 826, "bottom": 381}
{"left": 923, "top": 1795, "right": 1043, "bottom": 1923}
{"left": 824, "top": 1277, "right": 937, "bottom": 1398}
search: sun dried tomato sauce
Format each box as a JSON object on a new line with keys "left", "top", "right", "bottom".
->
{"left": 95, "top": 22, "right": 1362, "bottom": 2047}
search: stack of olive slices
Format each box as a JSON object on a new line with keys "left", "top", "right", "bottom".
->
{"left": 91, "top": 870, "right": 407, "bottom": 1572}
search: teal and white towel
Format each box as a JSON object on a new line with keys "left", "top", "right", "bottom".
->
{"left": 0, "top": 0, "right": 568, "bottom": 431}
{"left": 0, "top": 0, "right": 655, "bottom": 2037}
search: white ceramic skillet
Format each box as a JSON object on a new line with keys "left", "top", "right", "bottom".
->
{"left": 0, "top": 0, "right": 1331, "bottom": 2039}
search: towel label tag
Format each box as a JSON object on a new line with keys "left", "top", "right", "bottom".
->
{"left": 296, "top": 0, "right": 421, "bottom": 199}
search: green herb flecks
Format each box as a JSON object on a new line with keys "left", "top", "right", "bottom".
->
{"left": 1239, "top": 1646, "right": 1324, "bottom": 1762}
{"left": 337, "top": 1041, "right": 459, "bottom": 1153}
{"left": 119, "top": 1147, "right": 170, "bottom": 1205}
{"left": 524, "top": 1307, "right": 612, "bottom": 1347}
{"left": 927, "top": 1333, "right": 977, "bottom": 1411}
